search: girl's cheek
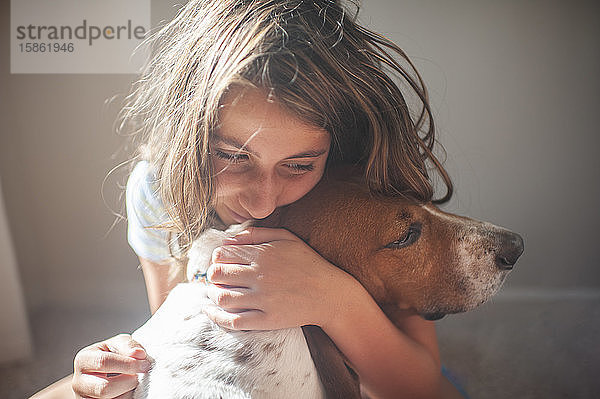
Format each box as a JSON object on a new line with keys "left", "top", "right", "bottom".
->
{"left": 213, "top": 170, "right": 247, "bottom": 199}
{"left": 215, "top": 167, "right": 266, "bottom": 195}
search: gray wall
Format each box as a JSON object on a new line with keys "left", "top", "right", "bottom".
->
{"left": 363, "top": 0, "right": 600, "bottom": 289}
{"left": 359, "top": 0, "right": 600, "bottom": 292}
{"left": 1, "top": 0, "right": 598, "bottom": 319}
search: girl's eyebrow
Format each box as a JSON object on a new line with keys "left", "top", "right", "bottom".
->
{"left": 284, "top": 149, "right": 328, "bottom": 159}
{"left": 213, "top": 134, "right": 249, "bottom": 151}
{"left": 213, "top": 134, "right": 328, "bottom": 159}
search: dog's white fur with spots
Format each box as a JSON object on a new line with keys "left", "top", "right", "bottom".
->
{"left": 132, "top": 224, "right": 326, "bottom": 399}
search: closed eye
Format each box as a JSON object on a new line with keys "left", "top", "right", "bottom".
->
{"left": 285, "top": 162, "right": 315, "bottom": 173}
{"left": 212, "top": 149, "right": 249, "bottom": 163}
{"left": 385, "top": 223, "right": 422, "bottom": 249}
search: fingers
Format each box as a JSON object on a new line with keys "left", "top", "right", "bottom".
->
{"left": 204, "top": 283, "right": 257, "bottom": 312}
{"left": 103, "top": 334, "right": 147, "bottom": 360}
{"left": 211, "top": 243, "right": 258, "bottom": 265}
{"left": 75, "top": 335, "right": 150, "bottom": 375}
{"left": 78, "top": 335, "right": 150, "bottom": 375}
{"left": 74, "top": 372, "right": 138, "bottom": 399}
{"left": 206, "top": 262, "right": 256, "bottom": 287}
{"left": 113, "top": 391, "right": 135, "bottom": 399}
{"left": 212, "top": 227, "right": 299, "bottom": 266}
{"left": 203, "top": 304, "right": 266, "bottom": 331}
{"left": 75, "top": 349, "right": 151, "bottom": 375}
{"left": 222, "top": 226, "right": 295, "bottom": 245}
{"left": 72, "top": 334, "right": 150, "bottom": 399}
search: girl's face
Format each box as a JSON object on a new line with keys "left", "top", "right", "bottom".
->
{"left": 211, "top": 88, "right": 331, "bottom": 225}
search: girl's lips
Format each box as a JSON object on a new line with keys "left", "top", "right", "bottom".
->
{"left": 228, "top": 207, "right": 251, "bottom": 224}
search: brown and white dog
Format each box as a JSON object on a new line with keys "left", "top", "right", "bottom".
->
{"left": 131, "top": 167, "right": 524, "bottom": 398}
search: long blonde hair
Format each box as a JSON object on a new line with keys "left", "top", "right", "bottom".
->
{"left": 118, "top": 0, "right": 452, "bottom": 260}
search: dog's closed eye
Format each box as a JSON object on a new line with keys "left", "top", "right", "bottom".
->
{"left": 384, "top": 223, "right": 422, "bottom": 249}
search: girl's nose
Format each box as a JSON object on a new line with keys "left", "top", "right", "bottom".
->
{"left": 240, "top": 171, "right": 282, "bottom": 219}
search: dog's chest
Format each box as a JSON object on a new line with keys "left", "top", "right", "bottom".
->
{"left": 132, "top": 278, "right": 325, "bottom": 399}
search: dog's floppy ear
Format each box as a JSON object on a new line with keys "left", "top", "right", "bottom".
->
{"left": 302, "top": 325, "right": 362, "bottom": 399}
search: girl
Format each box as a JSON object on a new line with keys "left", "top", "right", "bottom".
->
{"left": 36, "top": 0, "right": 464, "bottom": 398}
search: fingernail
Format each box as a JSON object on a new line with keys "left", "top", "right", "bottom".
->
{"left": 128, "top": 347, "right": 147, "bottom": 359}
{"left": 139, "top": 359, "right": 152, "bottom": 372}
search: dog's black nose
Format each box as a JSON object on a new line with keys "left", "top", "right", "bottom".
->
{"left": 495, "top": 231, "right": 524, "bottom": 270}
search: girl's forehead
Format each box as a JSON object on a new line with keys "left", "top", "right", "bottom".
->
{"left": 215, "top": 88, "right": 330, "bottom": 153}
{"left": 219, "top": 87, "right": 299, "bottom": 126}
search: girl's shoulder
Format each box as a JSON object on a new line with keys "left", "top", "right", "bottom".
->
{"left": 127, "top": 160, "right": 161, "bottom": 203}
{"left": 126, "top": 160, "right": 174, "bottom": 262}
{"left": 126, "top": 159, "right": 169, "bottom": 224}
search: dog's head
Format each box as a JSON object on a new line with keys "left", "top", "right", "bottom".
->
{"left": 258, "top": 168, "right": 524, "bottom": 322}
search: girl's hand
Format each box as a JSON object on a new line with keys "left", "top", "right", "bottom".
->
{"left": 72, "top": 334, "right": 151, "bottom": 399}
{"left": 202, "top": 226, "right": 357, "bottom": 331}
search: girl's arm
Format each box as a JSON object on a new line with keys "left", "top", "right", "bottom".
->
{"left": 138, "top": 256, "right": 183, "bottom": 314}
{"left": 321, "top": 275, "right": 442, "bottom": 399}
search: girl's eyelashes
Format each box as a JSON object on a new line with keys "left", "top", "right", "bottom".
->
{"left": 286, "top": 163, "right": 315, "bottom": 173}
{"left": 212, "top": 149, "right": 316, "bottom": 174}
{"left": 212, "top": 149, "right": 248, "bottom": 163}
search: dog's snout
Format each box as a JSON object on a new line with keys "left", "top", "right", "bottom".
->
{"left": 495, "top": 231, "right": 524, "bottom": 270}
